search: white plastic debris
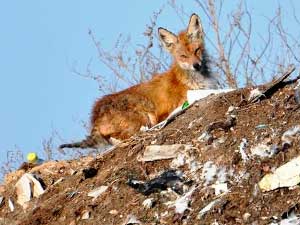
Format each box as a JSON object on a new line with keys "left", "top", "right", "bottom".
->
{"left": 8, "top": 198, "right": 14, "bottom": 212}
{"left": 15, "top": 173, "right": 45, "bottom": 208}
{"left": 87, "top": 186, "right": 108, "bottom": 200}
{"left": 189, "top": 160, "right": 201, "bottom": 173}
{"left": 201, "top": 161, "right": 229, "bottom": 187}
{"left": 250, "top": 143, "right": 277, "bottom": 158}
{"left": 243, "top": 212, "right": 251, "bottom": 222}
{"left": 16, "top": 174, "right": 31, "bottom": 206}
{"left": 165, "top": 186, "right": 196, "bottom": 214}
{"left": 0, "top": 196, "right": 4, "bottom": 208}
{"left": 69, "top": 168, "right": 76, "bottom": 175}
{"left": 248, "top": 88, "right": 264, "bottom": 101}
{"left": 81, "top": 210, "right": 90, "bottom": 220}
{"left": 109, "top": 137, "right": 122, "bottom": 146}
{"left": 217, "top": 167, "right": 227, "bottom": 184}
{"left": 201, "top": 161, "right": 218, "bottom": 185}
{"left": 53, "top": 177, "right": 64, "bottom": 185}
{"left": 149, "top": 105, "right": 185, "bottom": 130}
{"left": 171, "top": 154, "right": 186, "bottom": 168}
{"left": 187, "top": 89, "right": 234, "bottom": 105}
{"left": 211, "top": 183, "right": 228, "bottom": 196}
{"left": 239, "top": 138, "right": 249, "bottom": 161}
{"left": 122, "top": 214, "right": 141, "bottom": 225}
{"left": 170, "top": 151, "right": 201, "bottom": 182}
{"left": 198, "top": 131, "right": 211, "bottom": 142}
{"left": 294, "top": 80, "right": 300, "bottom": 104}
{"left": 170, "top": 149, "right": 200, "bottom": 172}
{"left": 259, "top": 155, "right": 300, "bottom": 192}
{"left": 270, "top": 213, "right": 300, "bottom": 225}
{"left": 140, "top": 126, "right": 149, "bottom": 132}
{"left": 226, "top": 105, "right": 238, "bottom": 115}
{"left": 231, "top": 169, "right": 250, "bottom": 183}
{"left": 281, "top": 125, "right": 300, "bottom": 147}
{"left": 142, "top": 198, "right": 154, "bottom": 209}
{"left": 150, "top": 89, "right": 234, "bottom": 131}
{"left": 138, "top": 144, "right": 191, "bottom": 162}
{"left": 174, "top": 186, "right": 196, "bottom": 214}
{"left": 161, "top": 211, "right": 168, "bottom": 217}
{"left": 198, "top": 198, "right": 222, "bottom": 219}
{"left": 255, "top": 124, "right": 268, "bottom": 129}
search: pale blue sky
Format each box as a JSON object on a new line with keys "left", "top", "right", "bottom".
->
{"left": 0, "top": 1, "right": 299, "bottom": 166}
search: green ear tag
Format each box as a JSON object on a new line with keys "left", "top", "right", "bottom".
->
{"left": 182, "top": 101, "right": 189, "bottom": 109}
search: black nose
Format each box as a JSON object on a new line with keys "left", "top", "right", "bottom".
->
{"left": 193, "top": 63, "right": 201, "bottom": 71}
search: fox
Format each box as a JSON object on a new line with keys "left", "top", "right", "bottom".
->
{"left": 59, "top": 13, "right": 219, "bottom": 149}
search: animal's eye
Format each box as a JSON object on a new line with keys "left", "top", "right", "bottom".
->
{"left": 181, "top": 54, "right": 188, "bottom": 58}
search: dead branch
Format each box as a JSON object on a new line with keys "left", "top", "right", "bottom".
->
{"left": 207, "top": 0, "right": 237, "bottom": 88}
{"left": 249, "top": 65, "right": 296, "bottom": 103}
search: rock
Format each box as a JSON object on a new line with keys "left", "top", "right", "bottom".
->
{"left": 109, "top": 209, "right": 118, "bottom": 215}
{"left": 259, "top": 155, "right": 300, "bottom": 192}
{"left": 15, "top": 173, "right": 45, "bottom": 208}
{"left": 87, "top": 186, "right": 108, "bottom": 200}
{"left": 81, "top": 210, "right": 90, "bottom": 220}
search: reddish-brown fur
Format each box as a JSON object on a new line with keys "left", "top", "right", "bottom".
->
{"left": 60, "top": 14, "right": 218, "bottom": 149}
{"left": 91, "top": 64, "right": 190, "bottom": 140}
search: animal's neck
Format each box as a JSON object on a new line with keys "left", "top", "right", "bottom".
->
{"left": 170, "top": 63, "right": 219, "bottom": 90}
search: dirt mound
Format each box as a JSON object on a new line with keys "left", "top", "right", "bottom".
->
{"left": 1, "top": 80, "right": 300, "bottom": 225}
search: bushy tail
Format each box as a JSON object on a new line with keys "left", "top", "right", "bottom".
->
{"left": 59, "top": 135, "right": 109, "bottom": 149}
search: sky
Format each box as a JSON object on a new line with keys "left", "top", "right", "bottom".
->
{"left": 0, "top": 1, "right": 299, "bottom": 168}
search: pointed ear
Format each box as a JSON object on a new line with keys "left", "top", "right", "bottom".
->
{"left": 187, "top": 13, "right": 203, "bottom": 42}
{"left": 158, "top": 27, "right": 177, "bottom": 52}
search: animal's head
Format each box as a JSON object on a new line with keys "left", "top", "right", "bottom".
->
{"left": 158, "top": 14, "right": 206, "bottom": 73}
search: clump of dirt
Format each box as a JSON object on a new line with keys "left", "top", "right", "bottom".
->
{"left": 1, "top": 81, "right": 300, "bottom": 225}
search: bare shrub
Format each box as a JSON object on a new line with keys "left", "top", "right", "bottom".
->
{"left": 0, "top": 149, "right": 23, "bottom": 179}
{"left": 75, "top": 0, "right": 300, "bottom": 91}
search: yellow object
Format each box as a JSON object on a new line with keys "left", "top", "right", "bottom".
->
{"left": 27, "top": 152, "right": 38, "bottom": 163}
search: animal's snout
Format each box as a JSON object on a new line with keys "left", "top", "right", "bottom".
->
{"left": 193, "top": 63, "right": 201, "bottom": 71}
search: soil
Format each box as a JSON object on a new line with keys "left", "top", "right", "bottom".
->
{"left": 1, "top": 81, "right": 300, "bottom": 225}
